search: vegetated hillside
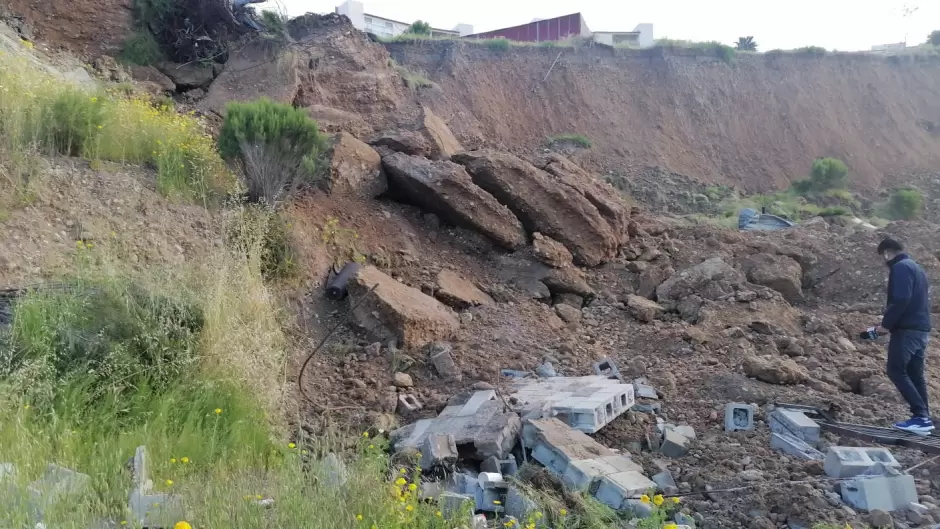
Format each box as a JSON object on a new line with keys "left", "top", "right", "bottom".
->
{"left": 386, "top": 41, "right": 940, "bottom": 192}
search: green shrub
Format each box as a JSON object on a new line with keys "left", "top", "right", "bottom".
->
{"left": 484, "top": 38, "right": 511, "bottom": 51}
{"left": 408, "top": 20, "right": 431, "bottom": 35}
{"left": 887, "top": 188, "right": 925, "bottom": 220}
{"left": 120, "top": 30, "right": 165, "bottom": 66}
{"left": 219, "top": 98, "right": 328, "bottom": 204}
{"left": 928, "top": 30, "right": 940, "bottom": 47}
{"left": 44, "top": 90, "right": 106, "bottom": 156}
{"left": 548, "top": 133, "right": 592, "bottom": 148}
{"left": 5, "top": 279, "right": 203, "bottom": 403}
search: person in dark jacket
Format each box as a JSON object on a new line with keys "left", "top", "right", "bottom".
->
{"left": 876, "top": 238, "right": 934, "bottom": 433}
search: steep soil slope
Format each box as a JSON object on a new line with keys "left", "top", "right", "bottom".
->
{"left": 387, "top": 42, "right": 940, "bottom": 192}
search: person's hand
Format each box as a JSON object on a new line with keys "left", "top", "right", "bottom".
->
{"left": 875, "top": 326, "right": 889, "bottom": 335}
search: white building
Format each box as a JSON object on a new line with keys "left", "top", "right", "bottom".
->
{"left": 335, "top": 1, "right": 473, "bottom": 39}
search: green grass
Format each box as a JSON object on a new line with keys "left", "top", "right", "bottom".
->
{"left": 548, "top": 133, "right": 593, "bottom": 148}
{"left": 0, "top": 51, "right": 233, "bottom": 202}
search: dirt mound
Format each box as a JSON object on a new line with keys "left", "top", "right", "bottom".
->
{"left": 387, "top": 41, "right": 940, "bottom": 191}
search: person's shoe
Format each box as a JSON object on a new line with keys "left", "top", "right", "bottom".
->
{"left": 893, "top": 416, "right": 935, "bottom": 434}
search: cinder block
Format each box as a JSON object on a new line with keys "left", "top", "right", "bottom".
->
{"left": 770, "top": 432, "right": 823, "bottom": 461}
{"left": 659, "top": 429, "right": 691, "bottom": 458}
{"left": 439, "top": 492, "right": 474, "bottom": 518}
{"left": 128, "top": 489, "right": 185, "bottom": 527}
{"left": 824, "top": 447, "right": 901, "bottom": 478}
{"left": 594, "top": 471, "right": 657, "bottom": 510}
{"left": 840, "top": 474, "right": 918, "bottom": 511}
{"left": 421, "top": 434, "right": 458, "bottom": 470}
{"left": 397, "top": 394, "right": 423, "bottom": 413}
{"left": 724, "top": 403, "right": 754, "bottom": 432}
{"left": 593, "top": 358, "right": 624, "bottom": 382}
{"left": 769, "top": 409, "right": 820, "bottom": 443}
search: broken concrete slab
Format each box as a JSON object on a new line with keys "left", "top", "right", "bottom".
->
{"left": 770, "top": 432, "right": 824, "bottom": 461}
{"left": 840, "top": 474, "right": 918, "bottom": 511}
{"left": 823, "top": 446, "right": 901, "bottom": 478}
{"left": 393, "top": 391, "right": 521, "bottom": 461}
{"left": 421, "top": 434, "right": 459, "bottom": 470}
{"left": 509, "top": 375, "right": 635, "bottom": 433}
{"left": 348, "top": 265, "right": 460, "bottom": 349}
{"left": 769, "top": 409, "right": 820, "bottom": 443}
{"left": 724, "top": 403, "right": 755, "bottom": 432}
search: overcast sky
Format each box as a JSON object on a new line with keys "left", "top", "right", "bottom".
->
{"left": 261, "top": 0, "right": 938, "bottom": 51}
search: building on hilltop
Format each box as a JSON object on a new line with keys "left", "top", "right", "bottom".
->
{"left": 465, "top": 13, "right": 654, "bottom": 48}
{"left": 335, "top": 1, "right": 474, "bottom": 39}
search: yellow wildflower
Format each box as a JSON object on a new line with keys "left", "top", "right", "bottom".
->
{"left": 653, "top": 494, "right": 664, "bottom": 506}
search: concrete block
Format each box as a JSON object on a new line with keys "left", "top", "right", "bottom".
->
{"left": 594, "top": 471, "right": 657, "bottom": 510}
{"left": 659, "top": 429, "right": 691, "bottom": 458}
{"left": 770, "top": 432, "right": 824, "bottom": 461}
{"left": 724, "top": 403, "right": 754, "bottom": 432}
{"left": 562, "top": 456, "right": 643, "bottom": 492}
{"left": 652, "top": 471, "right": 678, "bottom": 495}
{"left": 824, "top": 447, "right": 901, "bottom": 478}
{"left": 840, "top": 474, "right": 918, "bottom": 511}
{"left": 421, "top": 434, "right": 458, "bottom": 470}
{"left": 128, "top": 489, "right": 185, "bottom": 528}
{"left": 506, "top": 487, "right": 541, "bottom": 524}
{"left": 770, "top": 409, "right": 820, "bottom": 443}
{"left": 633, "top": 378, "right": 658, "bottom": 400}
{"left": 593, "top": 358, "right": 624, "bottom": 382}
{"left": 397, "top": 394, "right": 423, "bottom": 413}
{"left": 439, "top": 492, "right": 474, "bottom": 518}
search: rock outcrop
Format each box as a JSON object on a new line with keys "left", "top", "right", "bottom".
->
{"left": 348, "top": 266, "right": 460, "bottom": 349}
{"left": 741, "top": 253, "right": 804, "bottom": 303}
{"left": 200, "top": 41, "right": 300, "bottom": 116}
{"left": 453, "top": 150, "right": 618, "bottom": 266}
{"left": 382, "top": 152, "right": 527, "bottom": 250}
{"left": 534, "top": 153, "right": 629, "bottom": 243}
{"left": 324, "top": 132, "right": 386, "bottom": 198}
{"left": 435, "top": 270, "right": 493, "bottom": 309}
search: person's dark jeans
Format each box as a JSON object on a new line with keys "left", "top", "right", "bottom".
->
{"left": 886, "top": 330, "right": 931, "bottom": 418}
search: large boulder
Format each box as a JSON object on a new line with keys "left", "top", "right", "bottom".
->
{"left": 453, "top": 151, "right": 619, "bottom": 266}
{"left": 534, "top": 153, "right": 629, "bottom": 243}
{"left": 419, "top": 106, "right": 463, "bottom": 160}
{"left": 323, "top": 132, "right": 387, "bottom": 198}
{"left": 382, "top": 152, "right": 526, "bottom": 250}
{"left": 200, "top": 41, "right": 300, "bottom": 116}
{"left": 435, "top": 270, "right": 493, "bottom": 309}
{"left": 348, "top": 266, "right": 460, "bottom": 349}
{"left": 656, "top": 258, "right": 745, "bottom": 305}
{"left": 157, "top": 62, "right": 215, "bottom": 90}
{"left": 742, "top": 355, "right": 809, "bottom": 385}
{"left": 742, "top": 254, "right": 804, "bottom": 303}
{"left": 371, "top": 131, "right": 430, "bottom": 157}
